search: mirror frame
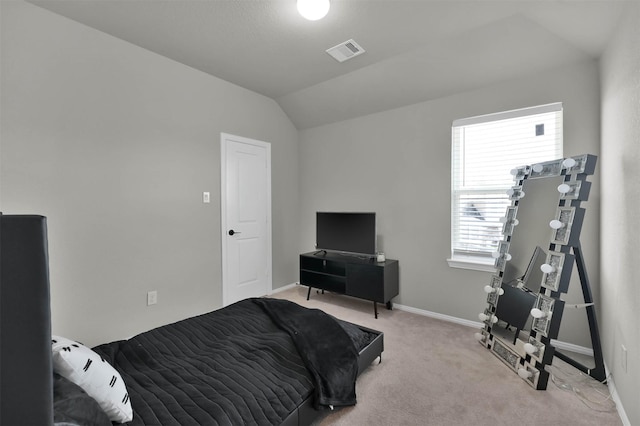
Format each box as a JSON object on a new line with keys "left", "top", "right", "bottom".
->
{"left": 475, "top": 154, "right": 597, "bottom": 389}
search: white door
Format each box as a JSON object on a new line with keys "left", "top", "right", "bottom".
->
{"left": 221, "top": 133, "right": 271, "bottom": 306}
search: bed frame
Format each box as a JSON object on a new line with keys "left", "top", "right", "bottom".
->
{"left": 0, "top": 214, "right": 383, "bottom": 426}
{"left": 0, "top": 215, "right": 54, "bottom": 426}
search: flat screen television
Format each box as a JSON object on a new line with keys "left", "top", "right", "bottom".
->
{"left": 316, "top": 212, "right": 376, "bottom": 256}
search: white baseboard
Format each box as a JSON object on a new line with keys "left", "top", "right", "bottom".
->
{"left": 270, "top": 282, "right": 298, "bottom": 295}
{"left": 394, "top": 303, "right": 482, "bottom": 329}
{"left": 393, "top": 302, "right": 594, "bottom": 355}
{"left": 551, "top": 339, "right": 594, "bottom": 356}
{"left": 603, "top": 363, "right": 631, "bottom": 426}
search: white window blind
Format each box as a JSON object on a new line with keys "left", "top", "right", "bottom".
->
{"left": 450, "top": 103, "right": 563, "bottom": 267}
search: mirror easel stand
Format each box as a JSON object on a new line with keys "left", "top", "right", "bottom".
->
{"left": 474, "top": 154, "right": 605, "bottom": 390}
{"left": 554, "top": 241, "right": 606, "bottom": 382}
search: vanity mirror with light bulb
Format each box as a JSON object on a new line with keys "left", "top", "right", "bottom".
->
{"left": 475, "top": 154, "right": 605, "bottom": 390}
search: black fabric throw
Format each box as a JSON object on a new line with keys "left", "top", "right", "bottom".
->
{"left": 252, "top": 298, "right": 359, "bottom": 409}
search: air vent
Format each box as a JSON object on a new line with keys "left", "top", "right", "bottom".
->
{"left": 326, "top": 39, "right": 365, "bottom": 63}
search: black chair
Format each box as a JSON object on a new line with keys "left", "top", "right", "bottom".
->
{"left": 494, "top": 283, "right": 536, "bottom": 343}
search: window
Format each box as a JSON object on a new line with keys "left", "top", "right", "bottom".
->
{"left": 449, "top": 103, "right": 563, "bottom": 271}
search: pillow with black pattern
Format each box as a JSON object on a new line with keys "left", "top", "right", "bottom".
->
{"left": 52, "top": 335, "right": 133, "bottom": 423}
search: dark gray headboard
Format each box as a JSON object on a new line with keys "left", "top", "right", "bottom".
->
{"left": 0, "top": 214, "right": 54, "bottom": 426}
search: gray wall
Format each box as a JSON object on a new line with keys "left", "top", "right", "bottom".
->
{"left": 600, "top": 3, "right": 640, "bottom": 424}
{"left": 4, "top": 2, "right": 633, "bottom": 420}
{"left": 0, "top": 0, "right": 300, "bottom": 347}
{"left": 299, "top": 59, "right": 601, "bottom": 348}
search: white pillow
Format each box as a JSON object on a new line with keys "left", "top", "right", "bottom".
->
{"left": 52, "top": 335, "right": 133, "bottom": 423}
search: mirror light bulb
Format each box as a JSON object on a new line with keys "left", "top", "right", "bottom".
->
{"left": 549, "top": 219, "right": 564, "bottom": 229}
{"left": 530, "top": 308, "right": 549, "bottom": 319}
{"left": 523, "top": 343, "right": 538, "bottom": 355}
{"left": 478, "top": 313, "right": 498, "bottom": 323}
{"left": 540, "top": 264, "right": 556, "bottom": 274}
{"left": 532, "top": 164, "right": 544, "bottom": 173}
{"left": 558, "top": 183, "right": 571, "bottom": 194}
{"left": 563, "top": 158, "right": 577, "bottom": 168}
{"left": 492, "top": 251, "right": 511, "bottom": 260}
{"left": 483, "top": 285, "right": 505, "bottom": 295}
{"left": 297, "top": 0, "right": 330, "bottom": 20}
{"left": 518, "top": 368, "right": 533, "bottom": 379}
{"left": 474, "top": 332, "right": 485, "bottom": 342}
{"left": 506, "top": 188, "right": 525, "bottom": 198}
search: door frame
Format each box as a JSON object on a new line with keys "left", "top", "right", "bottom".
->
{"left": 220, "top": 132, "right": 272, "bottom": 306}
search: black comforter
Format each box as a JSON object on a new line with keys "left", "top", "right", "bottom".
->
{"left": 92, "top": 298, "right": 373, "bottom": 426}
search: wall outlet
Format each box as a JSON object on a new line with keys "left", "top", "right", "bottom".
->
{"left": 147, "top": 290, "right": 158, "bottom": 306}
{"left": 621, "top": 344, "right": 628, "bottom": 372}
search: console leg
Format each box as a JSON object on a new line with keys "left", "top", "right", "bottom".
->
{"left": 306, "top": 286, "right": 311, "bottom": 301}
{"left": 386, "top": 301, "right": 393, "bottom": 310}
{"left": 374, "top": 302, "right": 378, "bottom": 319}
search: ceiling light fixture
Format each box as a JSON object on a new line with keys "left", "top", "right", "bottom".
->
{"left": 297, "top": 0, "right": 330, "bottom": 21}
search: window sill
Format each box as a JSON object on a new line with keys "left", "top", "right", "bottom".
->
{"left": 447, "top": 255, "right": 496, "bottom": 273}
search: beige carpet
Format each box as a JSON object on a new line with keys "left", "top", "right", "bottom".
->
{"left": 272, "top": 285, "right": 621, "bottom": 426}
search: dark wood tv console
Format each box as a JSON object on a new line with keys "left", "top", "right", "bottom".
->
{"left": 299, "top": 251, "right": 399, "bottom": 318}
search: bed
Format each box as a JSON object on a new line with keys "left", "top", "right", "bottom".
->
{"left": 0, "top": 214, "right": 384, "bottom": 426}
{"left": 58, "top": 298, "right": 383, "bottom": 426}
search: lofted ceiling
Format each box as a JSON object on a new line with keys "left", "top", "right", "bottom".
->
{"left": 28, "top": 0, "right": 628, "bottom": 129}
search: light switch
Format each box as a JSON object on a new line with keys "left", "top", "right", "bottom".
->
{"left": 203, "top": 192, "right": 210, "bottom": 203}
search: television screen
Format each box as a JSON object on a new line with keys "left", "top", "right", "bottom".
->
{"left": 316, "top": 212, "right": 376, "bottom": 255}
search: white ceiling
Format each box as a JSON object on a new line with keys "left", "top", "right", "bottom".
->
{"left": 28, "top": 0, "right": 628, "bottom": 129}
